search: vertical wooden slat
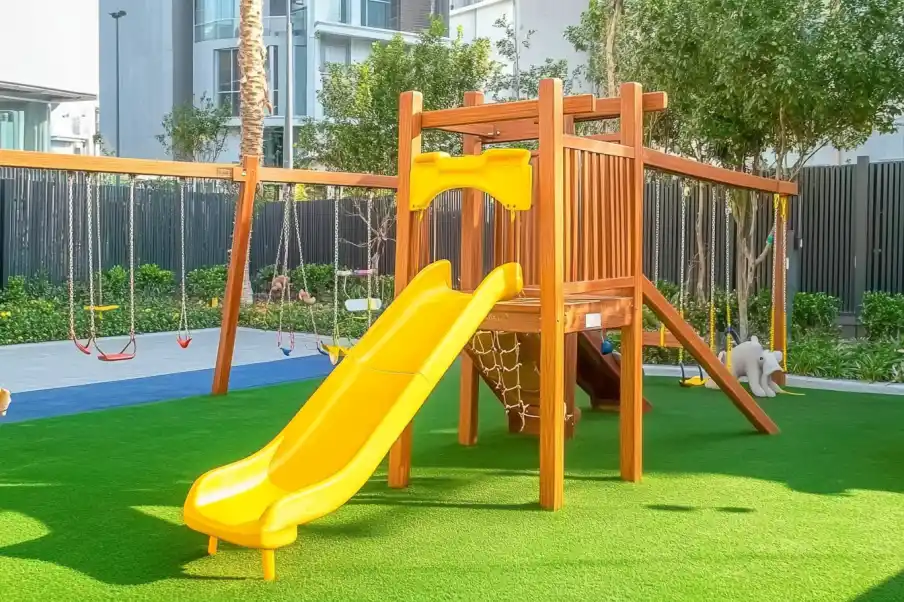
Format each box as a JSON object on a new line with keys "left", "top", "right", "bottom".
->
{"left": 458, "top": 90, "right": 483, "bottom": 447}
{"left": 388, "top": 90, "right": 423, "bottom": 489}
{"left": 569, "top": 151, "right": 580, "bottom": 281}
{"left": 538, "top": 78, "right": 566, "bottom": 511}
{"left": 212, "top": 155, "right": 260, "bottom": 395}
{"left": 619, "top": 82, "right": 645, "bottom": 483}
{"left": 564, "top": 150, "right": 573, "bottom": 283}
{"left": 580, "top": 151, "right": 591, "bottom": 280}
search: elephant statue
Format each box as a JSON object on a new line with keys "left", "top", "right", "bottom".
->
{"left": 705, "top": 336, "right": 785, "bottom": 398}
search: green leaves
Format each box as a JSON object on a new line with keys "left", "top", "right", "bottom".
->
{"left": 155, "top": 93, "right": 232, "bottom": 162}
{"left": 297, "top": 18, "right": 495, "bottom": 175}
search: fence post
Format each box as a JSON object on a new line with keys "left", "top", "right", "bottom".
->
{"left": 852, "top": 156, "right": 870, "bottom": 315}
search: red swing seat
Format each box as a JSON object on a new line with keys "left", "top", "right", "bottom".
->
{"left": 73, "top": 337, "right": 94, "bottom": 355}
{"left": 177, "top": 336, "right": 192, "bottom": 349}
{"left": 97, "top": 338, "right": 137, "bottom": 362}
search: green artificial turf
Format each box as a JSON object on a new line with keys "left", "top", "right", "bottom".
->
{"left": 1, "top": 369, "right": 903, "bottom": 601}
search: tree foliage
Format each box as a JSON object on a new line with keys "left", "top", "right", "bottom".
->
{"left": 296, "top": 18, "right": 495, "bottom": 175}
{"left": 156, "top": 93, "right": 232, "bottom": 162}
{"left": 579, "top": 0, "right": 904, "bottom": 337}
{"left": 486, "top": 15, "right": 575, "bottom": 101}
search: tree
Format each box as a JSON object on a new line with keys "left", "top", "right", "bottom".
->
{"left": 297, "top": 18, "right": 495, "bottom": 263}
{"left": 155, "top": 93, "right": 231, "bottom": 162}
{"left": 621, "top": 0, "right": 904, "bottom": 338}
{"left": 486, "top": 15, "right": 575, "bottom": 101}
{"left": 237, "top": 0, "right": 269, "bottom": 304}
{"left": 564, "top": 0, "right": 629, "bottom": 97}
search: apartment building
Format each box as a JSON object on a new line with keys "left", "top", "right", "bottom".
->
{"left": 99, "top": 0, "right": 449, "bottom": 164}
{"left": 0, "top": 1, "right": 98, "bottom": 155}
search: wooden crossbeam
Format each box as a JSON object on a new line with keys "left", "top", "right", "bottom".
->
{"left": 573, "top": 91, "right": 669, "bottom": 122}
{"left": 562, "top": 135, "right": 635, "bottom": 158}
{"left": 643, "top": 148, "right": 798, "bottom": 195}
{"left": 0, "top": 149, "right": 237, "bottom": 180}
{"left": 422, "top": 94, "right": 595, "bottom": 131}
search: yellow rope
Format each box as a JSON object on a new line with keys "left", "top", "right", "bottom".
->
{"left": 768, "top": 194, "right": 789, "bottom": 372}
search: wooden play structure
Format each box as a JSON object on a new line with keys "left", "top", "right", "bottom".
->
{"left": 387, "top": 80, "right": 795, "bottom": 510}
{"left": 0, "top": 79, "right": 796, "bottom": 516}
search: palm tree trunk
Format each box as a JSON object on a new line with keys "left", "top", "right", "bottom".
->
{"left": 239, "top": 0, "right": 267, "bottom": 305}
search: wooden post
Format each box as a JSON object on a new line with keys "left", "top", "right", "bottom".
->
{"left": 211, "top": 155, "right": 259, "bottom": 395}
{"left": 458, "top": 91, "right": 484, "bottom": 446}
{"left": 388, "top": 91, "right": 423, "bottom": 489}
{"left": 618, "top": 83, "right": 645, "bottom": 482}
{"left": 772, "top": 194, "right": 788, "bottom": 386}
{"left": 537, "top": 78, "right": 566, "bottom": 511}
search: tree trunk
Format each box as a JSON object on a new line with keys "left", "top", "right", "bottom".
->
{"left": 604, "top": 0, "right": 623, "bottom": 97}
{"left": 238, "top": 0, "right": 267, "bottom": 305}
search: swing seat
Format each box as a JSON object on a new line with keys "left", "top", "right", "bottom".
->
{"left": 73, "top": 339, "right": 93, "bottom": 355}
{"left": 177, "top": 337, "right": 192, "bottom": 349}
{"left": 344, "top": 298, "right": 382, "bottom": 312}
{"left": 98, "top": 352, "right": 136, "bottom": 362}
{"left": 83, "top": 305, "right": 120, "bottom": 313}
{"left": 318, "top": 343, "right": 350, "bottom": 366}
{"left": 280, "top": 347, "right": 293, "bottom": 357}
{"left": 679, "top": 376, "right": 708, "bottom": 387}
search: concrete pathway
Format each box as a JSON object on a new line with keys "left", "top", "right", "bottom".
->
{"left": 0, "top": 328, "right": 326, "bottom": 394}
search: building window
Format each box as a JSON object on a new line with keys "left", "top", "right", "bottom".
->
{"left": 361, "top": 0, "right": 395, "bottom": 29}
{"left": 320, "top": 37, "right": 351, "bottom": 73}
{"left": 324, "top": 0, "right": 350, "bottom": 24}
{"left": 194, "top": 0, "right": 239, "bottom": 41}
{"left": 216, "top": 46, "right": 280, "bottom": 117}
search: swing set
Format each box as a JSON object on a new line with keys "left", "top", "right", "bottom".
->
{"left": 65, "top": 173, "right": 194, "bottom": 361}
{"left": 269, "top": 184, "right": 386, "bottom": 364}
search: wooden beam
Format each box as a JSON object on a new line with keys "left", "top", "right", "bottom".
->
{"left": 458, "top": 91, "right": 484, "bottom": 447}
{"left": 641, "top": 330, "right": 682, "bottom": 348}
{"left": 585, "top": 133, "right": 621, "bottom": 143}
{"left": 0, "top": 149, "right": 237, "bottom": 180}
{"left": 212, "top": 156, "right": 260, "bottom": 395}
{"left": 538, "top": 78, "right": 566, "bottom": 511}
{"left": 483, "top": 120, "right": 540, "bottom": 144}
{"left": 258, "top": 167, "right": 397, "bottom": 189}
{"left": 388, "top": 91, "right": 423, "bottom": 489}
{"left": 573, "top": 91, "right": 668, "bottom": 122}
{"left": 643, "top": 148, "right": 798, "bottom": 195}
{"left": 563, "top": 276, "right": 634, "bottom": 297}
{"left": 618, "top": 82, "right": 646, "bottom": 483}
{"left": 642, "top": 278, "right": 780, "bottom": 434}
{"left": 421, "top": 94, "right": 595, "bottom": 130}
{"left": 562, "top": 135, "right": 635, "bottom": 158}
{"left": 479, "top": 297, "right": 633, "bottom": 333}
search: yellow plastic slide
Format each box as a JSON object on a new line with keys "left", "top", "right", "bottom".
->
{"left": 183, "top": 260, "right": 523, "bottom": 578}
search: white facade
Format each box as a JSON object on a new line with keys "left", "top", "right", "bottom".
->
{"left": 101, "top": 0, "right": 427, "bottom": 164}
{"left": 451, "top": 0, "right": 904, "bottom": 165}
{"left": 0, "top": 0, "right": 98, "bottom": 154}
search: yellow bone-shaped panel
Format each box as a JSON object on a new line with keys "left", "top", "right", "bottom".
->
{"left": 409, "top": 149, "right": 532, "bottom": 212}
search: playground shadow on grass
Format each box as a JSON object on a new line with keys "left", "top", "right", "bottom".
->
{"left": 854, "top": 570, "right": 904, "bottom": 601}
{"left": 411, "top": 376, "right": 904, "bottom": 498}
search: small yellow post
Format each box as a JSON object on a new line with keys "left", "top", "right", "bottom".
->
{"left": 262, "top": 549, "right": 276, "bottom": 581}
{"left": 207, "top": 536, "right": 218, "bottom": 555}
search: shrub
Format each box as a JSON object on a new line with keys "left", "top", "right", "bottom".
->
{"left": 103, "top": 265, "right": 129, "bottom": 300}
{"left": 295, "top": 264, "right": 335, "bottom": 298}
{"left": 136, "top": 263, "right": 175, "bottom": 296}
{"left": 861, "top": 291, "right": 904, "bottom": 340}
{"left": 793, "top": 292, "right": 841, "bottom": 332}
{"left": 186, "top": 265, "right": 228, "bottom": 301}
{"left": 0, "top": 276, "right": 27, "bottom": 303}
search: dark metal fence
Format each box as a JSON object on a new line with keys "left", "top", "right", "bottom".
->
{"left": 1, "top": 157, "right": 902, "bottom": 311}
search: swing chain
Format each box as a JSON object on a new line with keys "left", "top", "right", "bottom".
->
{"left": 333, "top": 186, "right": 341, "bottom": 344}
{"left": 179, "top": 179, "right": 190, "bottom": 340}
{"left": 95, "top": 174, "right": 103, "bottom": 304}
{"left": 276, "top": 184, "right": 292, "bottom": 344}
{"left": 366, "top": 190, "right": 374, "bottom": 329}
{"left": 291, "top": 187, "right": 319, "bottom": 340}
{"left": 128, "top": 176, "right": 136, "bottom": 339}
{"left": 86, "top": 173, "right": 97, "bottom": 338}
{"left": 677, "top": 180, "right": 688, "bottom": 365}
{"left": 708, "top": 186, "right": 718, "bottom": 352}
{"left": 725, "top": 189, "right": 733, "bottom": 370}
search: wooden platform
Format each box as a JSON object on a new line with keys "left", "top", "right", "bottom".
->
{"left": 478, "top": 295, "right": 633, "bottom": 333}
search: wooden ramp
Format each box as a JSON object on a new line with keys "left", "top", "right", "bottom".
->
{"left": 577, "top": 331, "right": 653, "bottom": 413}
{"left": 642, "top": 278, "right": 779, "bottom": 434}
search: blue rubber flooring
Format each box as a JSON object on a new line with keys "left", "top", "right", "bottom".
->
{"left": 2, "top": 355, "right": 334, "bottom": 424}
